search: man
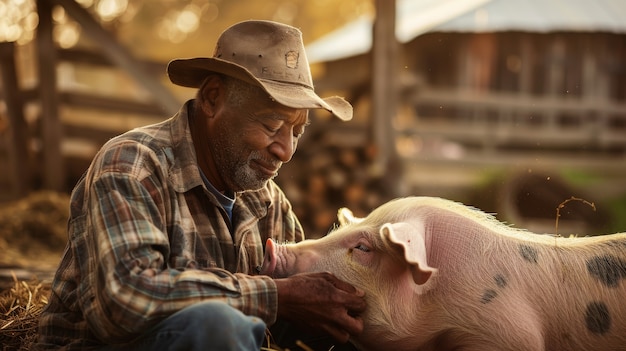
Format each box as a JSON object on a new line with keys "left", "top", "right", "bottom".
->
{"left": 37, "top": 20, "right": 365, "bottom": 350}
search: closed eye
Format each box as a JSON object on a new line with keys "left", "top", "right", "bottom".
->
{"left": 354, "top": 243, "right": 370, "bottom": 252}
{"left": 350, "top": 239, "right": 375, "bottom": 266}
{"left": 263, "top": 123, "right": 281, "bottom": 134}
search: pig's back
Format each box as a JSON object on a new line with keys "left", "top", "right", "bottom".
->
{"left": 420, "top": 201, "right": 626, "bottom": 351}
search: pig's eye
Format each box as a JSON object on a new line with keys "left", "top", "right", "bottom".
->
{"left": 354, "top": 244, "right": 370, "bottom": 252}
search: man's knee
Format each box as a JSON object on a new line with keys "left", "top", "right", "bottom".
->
{"left": 183, "top": 301, "right": 266, "bottom": 333}
{"left": 139, "top": 301, "right": 267, "bottom": 351}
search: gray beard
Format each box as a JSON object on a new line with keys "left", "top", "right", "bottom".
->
{"left": 232, "top": 150, "right": 279, "bottom": 192}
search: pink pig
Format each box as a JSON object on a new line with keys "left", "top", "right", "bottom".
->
{"left": 260, "top": 196, "right": 626, "bottom": 351}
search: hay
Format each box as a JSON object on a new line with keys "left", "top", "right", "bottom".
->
{"left": 0, "top": 191, "right": 69, "bottom": 271}
{"left": 0, "top": 274, "right": 50, "bottom": 351}
{"left": 262, "top": 330, "right": 322, "bottom": 351}
{"left": 0, "top": 192, "right": 66, "bottom": 350}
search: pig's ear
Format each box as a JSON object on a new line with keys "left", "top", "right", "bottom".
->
{"left": 338, "top": 207, "right": 364, "bottom": 226}
{"left": 381, "top": 222, "right": 436, "bottom": 285}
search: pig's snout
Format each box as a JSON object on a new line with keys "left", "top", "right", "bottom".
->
{"left": 260, "top": 239, "right": 278, "bottom": 276}
{"left": 260, "top": 239, "right": 322, "bottom": 278}
{"left": 260, "top": 239, "right": 295, "bottom": 278}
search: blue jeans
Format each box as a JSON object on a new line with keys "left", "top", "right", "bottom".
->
{"left": 99, "top": 301, "right": 266, "bottom": 351}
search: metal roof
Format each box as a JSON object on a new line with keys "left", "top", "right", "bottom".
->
{"left": 306, "top": 0, "right": 626, "bottom": 63}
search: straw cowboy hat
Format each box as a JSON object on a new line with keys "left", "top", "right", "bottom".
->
{"left": 167, "top": 20, "right": 353, "bottom": 121}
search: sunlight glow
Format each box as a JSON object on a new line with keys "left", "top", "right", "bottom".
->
{"left": 157, "top": 2, "right": 215, "bottom": 43}
{"left": 0, "top": 0, "right": 34, "bottom": 44}
{"left": 0, "top": 0, "right": 139, "bottom": 47}
{"left": 96, "top": 0, "right": 128, "bottom": 22}
{"left": 54, "top": 21, "right": 81, "bottom": 48}
{"left": 175, "top": 6, "right": 199, "bottom": 34}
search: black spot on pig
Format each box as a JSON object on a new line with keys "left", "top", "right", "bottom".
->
{"left": 585, "top": 301, "right": 611, "bottom": 334}
{"left": 480, "top": 289, "right": 498, "bottom": 304}
{"left": 480, "top": 274, "right": 508, "bottom": 304}
{"left": 586, "top": 255, "right": 626, "bottom": 288}
{"left": 519, "top": 244, "right": 538, "bottom": 264}
{"left": 494, "top": 274, "right": 507, "bottom": 288}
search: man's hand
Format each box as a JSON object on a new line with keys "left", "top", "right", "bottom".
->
{"left": 274, "top": 272, "right": 366, "bottom": 343}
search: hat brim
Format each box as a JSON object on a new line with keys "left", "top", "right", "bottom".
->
{"left": 167, "top": 58, "right": 352, "bottom": 121}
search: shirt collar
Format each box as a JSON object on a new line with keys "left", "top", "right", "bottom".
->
{"left": 167, "top": 99, "right": 273, "bottom": 219}
{"left": 167, "top": 99, "right": 205, "bottom": 193}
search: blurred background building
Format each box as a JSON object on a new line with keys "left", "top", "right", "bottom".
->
{"left": 1, "top": 0, "right": 625, "bottom": 239}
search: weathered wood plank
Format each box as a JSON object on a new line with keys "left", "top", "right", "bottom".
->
{"left": 58, "top": 48, "right": 167, "bottom": 75}
{"left": 0, "top": 42, "right": 30, "bottom": 198}
{"left": 6, "top": 88, "right": 168, "bottom": 117}
{"left": 412, "top": 89, "right": 626, "bottom": 116}
{"left": 36, "top": 0, "right": 65, "bottom": 191}
{"left": 372, "top": 0, "right": 402, "bottom": 195}
{"left": 59, "top": 91, "right": 167, "bottom": 116}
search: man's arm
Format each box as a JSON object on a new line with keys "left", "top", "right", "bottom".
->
{"left": 76, "top": 141, "right": 278, "bottom": 342}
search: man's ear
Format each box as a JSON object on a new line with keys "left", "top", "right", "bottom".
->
{"left": 198, "top": 75, "right": 223, "bottom": 117}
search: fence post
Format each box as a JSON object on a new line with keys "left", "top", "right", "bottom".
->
{"left": 36, "top": 0, "right": 65, "bottom": 191}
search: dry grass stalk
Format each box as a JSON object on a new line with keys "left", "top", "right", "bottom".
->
{"left": 555, "top": 196, "right": 596, "bottom": 236}
{"left": 262, "top": 329, "right": 333, "bottom": 351}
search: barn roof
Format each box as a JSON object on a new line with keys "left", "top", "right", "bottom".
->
{"left": 306, "top": 0, "right": 626, "bottom": 63}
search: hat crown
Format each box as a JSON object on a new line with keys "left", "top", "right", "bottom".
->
{"left": 213, "top": 20, "right": 313, "bottom": 88}
{"left": 166, "top": 20, "right": 353, "bottom": 120}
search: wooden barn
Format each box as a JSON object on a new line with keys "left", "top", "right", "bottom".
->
{"left": 280, "top": 0, "right": 626, "bottom": 235}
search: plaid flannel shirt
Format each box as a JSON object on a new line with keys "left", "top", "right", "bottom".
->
{"left": 36, "top": 100, "right": 304, "bottom": 349}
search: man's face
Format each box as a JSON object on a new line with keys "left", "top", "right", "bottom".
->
{"left": 209, "top": 90, "right": 309, "bottom": 193}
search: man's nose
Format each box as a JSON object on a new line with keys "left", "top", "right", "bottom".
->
{"left": 269, "top": 127, "right": 297, "bottom": 162}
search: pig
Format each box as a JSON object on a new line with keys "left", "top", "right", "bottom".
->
{"left": 260, "top": 196, "right": 626, "bottom": 351}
